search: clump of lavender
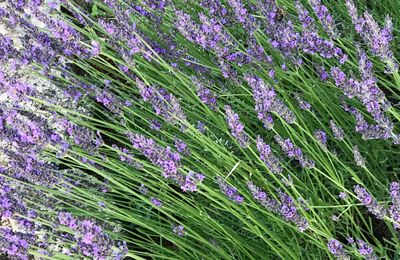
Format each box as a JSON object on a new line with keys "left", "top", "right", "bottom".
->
{"left": 354, "top": 185, "right": 386, "bottom": 219}
{"left": 389, "top": 182, "right": 400, "bottom": 228}
{"left": 216, "top": 177, "right": 244, "bottom": 204}
{"left": 258, "top": 0, "right": 300, "bottom": 60}
{"left": 95, "top": 88, "right": 122, "bottom": 114}
{"left": 226, "top": 0, "right": 257, "bottom": 31}
{"left": 331, "top": 50, "right": 391, "bottom": 125}
{"left": 352, "top": 145, "right": 365, "bottom": 167}
{"left": 346, "top": 0, "right": 398, "bottom": 72}
{"left": 329, "top": 120, "right": 345, "bottom": 141}
{"left": 57, "top": 212, "right": 128, "bottom": 259}
{"left": 245, "top": 74, "right": 296, "bottom": 128}
{"left": 274, "top": 135, "right": 315, "bottom": 169}
{"left": 136, "top": 78, "right": 187, "bottom": 126}
{"left": 313, "top": 129, "right": 327, "bottom": 150}
{"left": 327, "top": 239, "right": 350, "bottom": 259}
{"left": 224, "top": 105, "right": 250, "bottom": 148}
{"left": 256, "top": 136, "right": 282, "bottom": 174}
{"left": 247, "top": 182, "right": 309, "bottom": 231}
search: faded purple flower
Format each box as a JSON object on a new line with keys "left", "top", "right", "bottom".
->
{"left": 352, "top": 145, "right": 365, "bottom": 167}
{"left": 329, "top": 120, "right": 345, "bottom": 141}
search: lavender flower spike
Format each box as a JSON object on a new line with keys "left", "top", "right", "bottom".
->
{"left": 354, "top": 185, "right": 386, "bottom": 219}
{"left": 313, "top": 130, "right": 327, "bottom": 150}
{"left": 224, "top": 105, "right": 250, "bottom": 148}
{"left": 346, "top": 0, "right": 398, "bottom": 72}
{"left": 309, "top": 0, "right": 338, "bottom": 38}
{"left": 352, "top": 145, "right": 365, "bottom": 167}
{"left": 256, "top": 136, "right": 282, "bottom": 174}
{"left": 329, "top": 120, "right": 345, "bottom": 141}
{"left": 389, "top": 182, "right": 400, "bottom": 229}
{"left": 274, "top": 135, "right": 315, "bottom": 169}
{"left": 247, "top": 182, "right": 309, "bottom": 232}
{"left": 216, "top": 177, "right": 244, "bottom": 204}
{"left": 245, "top": 74, "right": 296, "bottom": 128}
{"left": 136, "top": 78, "right": 187, "bottom": 125}
{"left": 356, "top": 239, "right": 378, "bottom": 259}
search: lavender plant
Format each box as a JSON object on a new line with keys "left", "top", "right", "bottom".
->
{"left": 1, "top": 0, "right": 400, "bottom": 259}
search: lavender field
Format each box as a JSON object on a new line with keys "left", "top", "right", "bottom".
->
{"left": 1, "top": 0, "right": 400, "bottom": 259}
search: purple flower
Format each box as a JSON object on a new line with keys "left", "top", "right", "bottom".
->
{"left": 174, "top": 138, "right": 190, "bottom": 155}
{"left": 126, "top": 132, "right": 181, "bottom": 179}
{"left": 197, "top": 121, "right": 206, "bottom": 133}
{"left": 356, "top": 239, "right": 376, "bottom": 259}
{"left": 346, "top": 0, "right": 398, "bottom": 72}
{"left": 149, "top": 119, "right": 162, "bottom": 131}
{"left": 245, "top": 74, "right": 296, "bottom": 128}
{"left": 274, "top": 135, "right": 315, "bottom": 169}
{"left": 309, "top": 0, "right": 337, "bottom": 38}
{"left": 224, "top": 105, "right": 250, "bottom": 148}
{"left": 354, "top": 185, "right": 386, "bottom": 219}
{"left": 216, "top": 177, "right": 244, "bottom": 204}
{"left": 172, "top": 225, "right": 186, "bottom": 236}
{"left": 256, "top": 136, "right": 282, "bottom": 174}
{"left": 151, "top": 197, "right": 163, "bottom": 207}
{"left": 192, "top": 77, "right": 218, "bottom": 110}
{"left": 294, "top": 94, "right": 312, "bottom": 111}
{"left": 389, "top": 182, "right": 400, "bottom": 228}
{"left": 327, "top": 239, "right": 349, "bottom": 259}
{"left": 180, "top": 172, "right": 205, "bottom": 192}
{"left": 136, "top": 78, "right": 187, "bottom": 126}
{"left": 227, "top": 0, "right": 256, "bottom": 31}
{"left": 329, "top": 120, "right": 345, "bottom": 141}
{"left": 313, "top": 130, "right": 327, "bottom": 149}
{"left": 338, "top": 192, "right": 347, "bottom": 200}
{"left": 247, "top": 182, "right": 309, "bottom": 231}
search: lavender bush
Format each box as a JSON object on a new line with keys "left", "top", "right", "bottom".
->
{"left": 1, "top": 0, "right": 400, "bottom": 258}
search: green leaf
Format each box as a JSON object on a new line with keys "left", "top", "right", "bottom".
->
{"left": 91, "top": 4, "right": 99, "bottom": 17}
